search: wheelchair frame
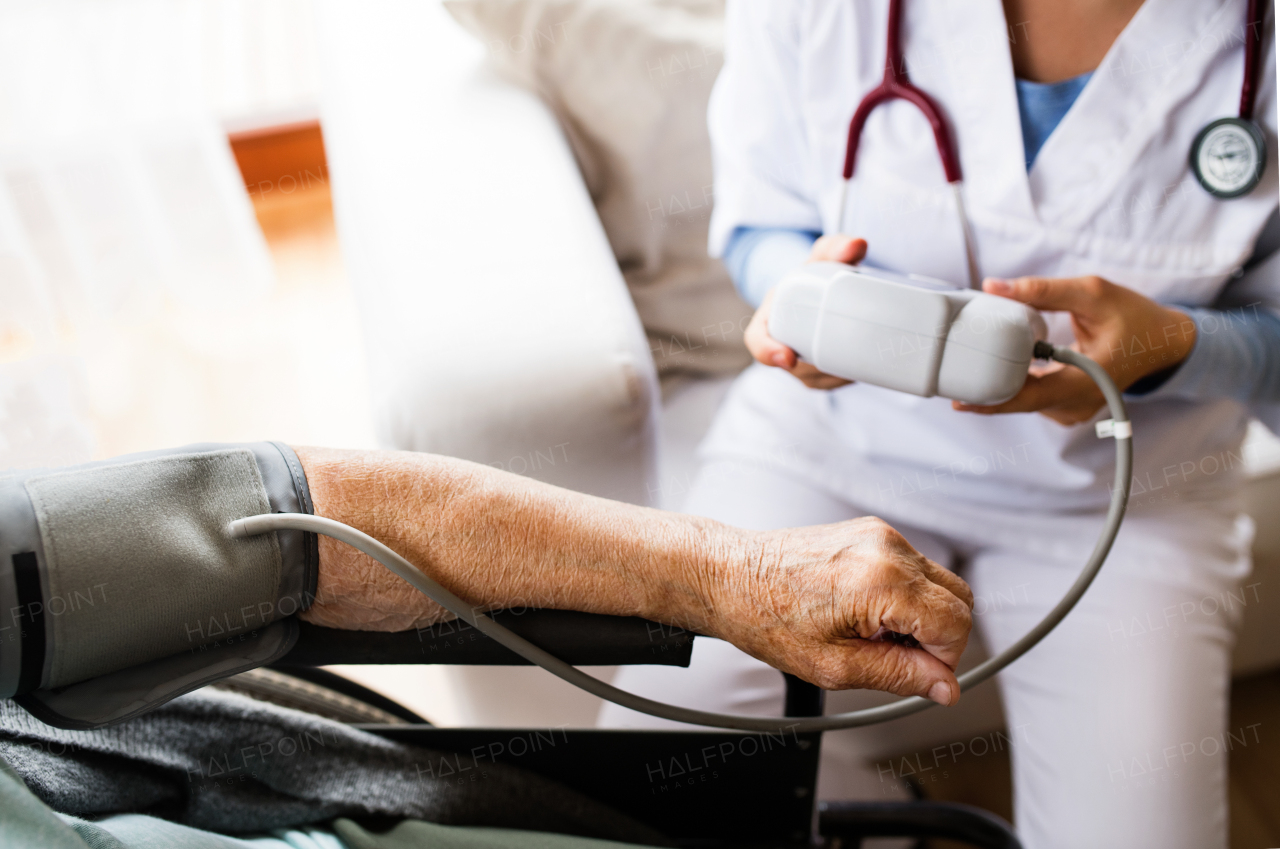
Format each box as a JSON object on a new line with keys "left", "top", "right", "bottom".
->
{"left": 273, "top": 611, "right": 1022, "bottom": 849}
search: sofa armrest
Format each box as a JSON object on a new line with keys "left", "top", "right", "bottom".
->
{"left": 316, "top": 0, "right": 659, "bottom": 505}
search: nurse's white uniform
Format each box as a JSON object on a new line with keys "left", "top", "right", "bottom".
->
{"left": 599, "top": 2, "right": 1279, "bottom": 848}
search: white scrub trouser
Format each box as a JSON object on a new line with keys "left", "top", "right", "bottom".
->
{"left": 599, "top": 460, "right": 1253, "bottom": 849}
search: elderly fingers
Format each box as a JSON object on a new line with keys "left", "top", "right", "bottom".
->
{"left": 917, "top": 557, "right": 974, "bottom": 610}
{"left": 813, "top": 639, "right": 961, "bottom": 706}
{"left": 875, "top": 579, "right": 972, "bottom": 670}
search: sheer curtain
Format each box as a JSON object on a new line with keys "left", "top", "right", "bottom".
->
{"left": 0, "top": 0, "right": 336, "bottom": 469}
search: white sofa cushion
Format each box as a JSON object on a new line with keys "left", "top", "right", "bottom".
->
{"left": 444, "top": 0, "right": 752, "bottom": 377}
{"left": 316, "top": 0, "right": 659, "bottom": 508}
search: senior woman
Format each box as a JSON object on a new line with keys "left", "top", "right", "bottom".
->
{"left": 0, "top": 443, "right": 972, "bottom": 848}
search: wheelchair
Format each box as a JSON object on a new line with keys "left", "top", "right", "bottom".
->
{"left": 222, "top": 609, "right": 1023, "bottom": 849}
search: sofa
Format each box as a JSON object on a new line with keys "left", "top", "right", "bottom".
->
{"left": 314, "top": 0, "right": 1280, "bottom": 757}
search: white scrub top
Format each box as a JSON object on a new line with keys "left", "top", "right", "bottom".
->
{"left": 706, "top": 0, "right": 1279, "bottom": 514}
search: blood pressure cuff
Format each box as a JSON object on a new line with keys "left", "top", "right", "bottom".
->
{"left": 0, "top": 442, "right": 317, "bottom": 729}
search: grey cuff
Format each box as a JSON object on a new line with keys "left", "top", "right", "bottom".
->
{"left": 0, "top": 442, "right": 316, "bottom": 727}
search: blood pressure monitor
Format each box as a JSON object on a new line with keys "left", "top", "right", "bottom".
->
{"left": 768, "top": 262, "right": 1048, "bottom": 406}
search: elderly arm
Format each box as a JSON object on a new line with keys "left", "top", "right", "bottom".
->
{"left": 294, "top": 447, "right": 973, "bottom": 706}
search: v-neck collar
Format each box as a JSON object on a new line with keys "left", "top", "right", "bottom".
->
{"left": 1027, "top": 0, "right": 1238, "bottom": 227}
{"left": 920, "top": 0, "right": 1240, "bottom": 230}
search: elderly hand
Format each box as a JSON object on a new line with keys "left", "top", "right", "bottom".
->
{"left": 953, "top": 276, "right": 1197, "bottom": 425}
{"left": 703, "top": 517, "right": 973, "bottom": 706}
{"left": 744, "top": 234, "right": 867, "bottom": 389}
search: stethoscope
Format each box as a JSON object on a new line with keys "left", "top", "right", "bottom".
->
{"left": 1191, "top": 0, "right": 1268, "bottom": 200}
{"left": 838, "top": 0, "right": 1269, "bottom": 289}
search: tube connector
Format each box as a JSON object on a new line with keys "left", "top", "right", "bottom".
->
{"left": 226, "top": 515, "right": 277, "bottom": 539}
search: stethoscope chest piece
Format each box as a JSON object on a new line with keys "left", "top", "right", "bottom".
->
{"left": 1190, "top": 117, "right": 1267, "bottom": 199}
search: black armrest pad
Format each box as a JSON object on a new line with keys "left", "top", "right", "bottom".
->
{"left": 277, "top": 610, "right": 695, "bottom": 667}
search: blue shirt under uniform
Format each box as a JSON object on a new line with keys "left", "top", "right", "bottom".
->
{"left": 1016, "top": 73, "right": 1092, "bottom": 169}
{"left": 723, "top": 73, "right": 1280, "bottom": 404}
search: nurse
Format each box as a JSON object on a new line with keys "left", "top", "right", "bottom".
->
{"left": 601, "top": 1, "right": 1279, "bottom": 847}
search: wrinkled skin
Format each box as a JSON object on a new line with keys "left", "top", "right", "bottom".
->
{"left": 296, "top": 447, "right": 973, "bottom": 706}
{"left": 713, "top": 519, "right": 972, "bottom": 705}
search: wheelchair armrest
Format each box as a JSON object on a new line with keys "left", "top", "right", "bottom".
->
{"left": 276, "top": 609, "right": 695, "bottom": 668}
{"left": 819, "top": 800, "right": 1022, "bottom": 849}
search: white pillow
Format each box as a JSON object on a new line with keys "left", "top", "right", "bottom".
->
{"left": 444, "top": 0, "right": 751, "bottom": 376}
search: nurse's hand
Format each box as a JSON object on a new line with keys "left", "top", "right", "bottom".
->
{"left": 744, "top": 235, "right": 868, "bottom": 390}
{"left": 953, "top": 275, "right": 1197, "bottom": 425}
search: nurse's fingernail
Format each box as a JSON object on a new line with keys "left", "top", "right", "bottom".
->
{"left": 984, "top": 278, "right": 1012, "bottom": 294}
{"left": 772, "top": 351, "right": 789, "bottom": 367}
{"left": 927, "top": 681, "right": 953, "bottom": 706}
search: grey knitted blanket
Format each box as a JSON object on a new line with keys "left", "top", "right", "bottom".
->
{"left": 0, "top": 690, "right": 666, "bottom": 844}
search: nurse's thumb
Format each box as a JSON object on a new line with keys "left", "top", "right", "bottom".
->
{"left": 984, "top": 275, "right": 1108, "bottom": 316}
{"left": 810, "top": 235, "right": 868, "bottom": 265}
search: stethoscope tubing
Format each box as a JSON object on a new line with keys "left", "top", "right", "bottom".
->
{"left": 1240, "top": 0, "right": 1263, "bottom": 122}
